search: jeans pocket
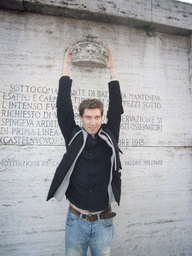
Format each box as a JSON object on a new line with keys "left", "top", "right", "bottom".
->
{"left": 66, "top": 211, "right": 77, "bottom": 226}
{"left": 101, "top": 217, "right": 113, "bottom": 227}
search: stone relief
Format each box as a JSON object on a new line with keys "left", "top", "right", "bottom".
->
{"left": 71, "top": 42, "right": 108, "bottom": 68}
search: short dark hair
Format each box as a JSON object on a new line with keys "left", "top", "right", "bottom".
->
{"left": 79, "top": 99, "right": 104, "bottom": 117}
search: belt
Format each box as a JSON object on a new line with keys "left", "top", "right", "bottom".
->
{"left": 69, "top": 205, "right": 116, "bottom": 222}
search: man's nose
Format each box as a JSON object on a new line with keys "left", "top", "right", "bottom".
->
{"left": 90, "top": 118, "right": 96, "bottom": 125}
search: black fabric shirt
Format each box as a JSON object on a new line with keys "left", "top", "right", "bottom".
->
{"left": 66, "top": 132, "right": 112, "bottom": 212}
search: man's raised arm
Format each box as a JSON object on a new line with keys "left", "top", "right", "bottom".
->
{"left": 57, "top": 46, "right": 79, "bottom": 145}
{"left": 105, "top": 46, "right": 118, "bottom": 81}
{"left": 62, "top": 45, "right": 72, "bottom": 76}
{"left": 105, "top": 47, "right": 124, "bottom": 141}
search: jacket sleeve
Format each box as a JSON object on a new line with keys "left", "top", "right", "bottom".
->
{"left": 56, "top": 76, "right": 79, "bottom": 146}
{"left": 106, "top": 81, "right": 124, "bottom": 142}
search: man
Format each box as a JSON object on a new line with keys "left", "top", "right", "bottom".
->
{"left": 47, "top": 45, "right": 123, "bottom": 256}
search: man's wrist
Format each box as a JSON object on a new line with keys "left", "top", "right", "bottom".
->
{"left": 110, "top": 75, "right": 118, "bottom": 81}
{"left": 62, "top": 64, "right": 69, "bottom": 76}
{"left": 110, "top": 68, "right": 118, "bottom": 81}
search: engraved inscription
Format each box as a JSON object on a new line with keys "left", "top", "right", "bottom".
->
{"left": 0, "top": 84, "right": 60, "bottom": 145}
{"left": 0, "top": 85, "right": 163, "bottom": 147}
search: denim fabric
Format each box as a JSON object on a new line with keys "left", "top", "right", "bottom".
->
{"left": 65, "top": 211, "right": 114, "bottom": 256}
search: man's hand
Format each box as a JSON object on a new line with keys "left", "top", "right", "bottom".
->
{"left": 62, "top": 45, "right": 73, "bottom": 76}
{"left": 105, "top": 46, "right": 118, "bottom": 81}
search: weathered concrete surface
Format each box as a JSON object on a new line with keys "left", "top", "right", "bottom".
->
{"left": 0, "top": 0, "right": 192, "bottom": 35}
{"left": 189, "top": 34, "right": 192, "bottom": 90}
{"left": 152, "top": 0, "right": 192, "bottom": 33}
{"left": 0, "top": 3, "right": 192, "bottom": 256}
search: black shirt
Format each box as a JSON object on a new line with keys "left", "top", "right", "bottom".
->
{"left": 66, "top": 132, "right": 112, "bottom": 212}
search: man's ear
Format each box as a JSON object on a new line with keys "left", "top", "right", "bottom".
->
{"left": 79, "top": 115, "right": 83, "bottom": 122}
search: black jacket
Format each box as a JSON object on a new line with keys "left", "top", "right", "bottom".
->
{"left": 47, "top": 76, "right": 124, "bottom": 205}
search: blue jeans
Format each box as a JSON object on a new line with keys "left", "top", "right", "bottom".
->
{"left": 65, "top": 211, "right": 114, "bottom": 256}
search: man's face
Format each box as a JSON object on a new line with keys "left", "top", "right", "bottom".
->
{"left": 80, "top": 108, "right": 102, "bottom": 137}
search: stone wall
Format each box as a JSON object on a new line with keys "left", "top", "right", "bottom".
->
{"left": 1, "top": 0, "right": 192, "bottom": 34}
{"left": 0, "top": 1, "right": 192, "bottom": 255}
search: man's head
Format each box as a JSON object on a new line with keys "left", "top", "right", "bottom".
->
{"left": 79, "top": 99, "right": 103, "bottom": 137}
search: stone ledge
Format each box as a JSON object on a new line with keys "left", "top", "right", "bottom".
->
{"left": 0, "top": 0, "right": 192, "bottom": 35}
